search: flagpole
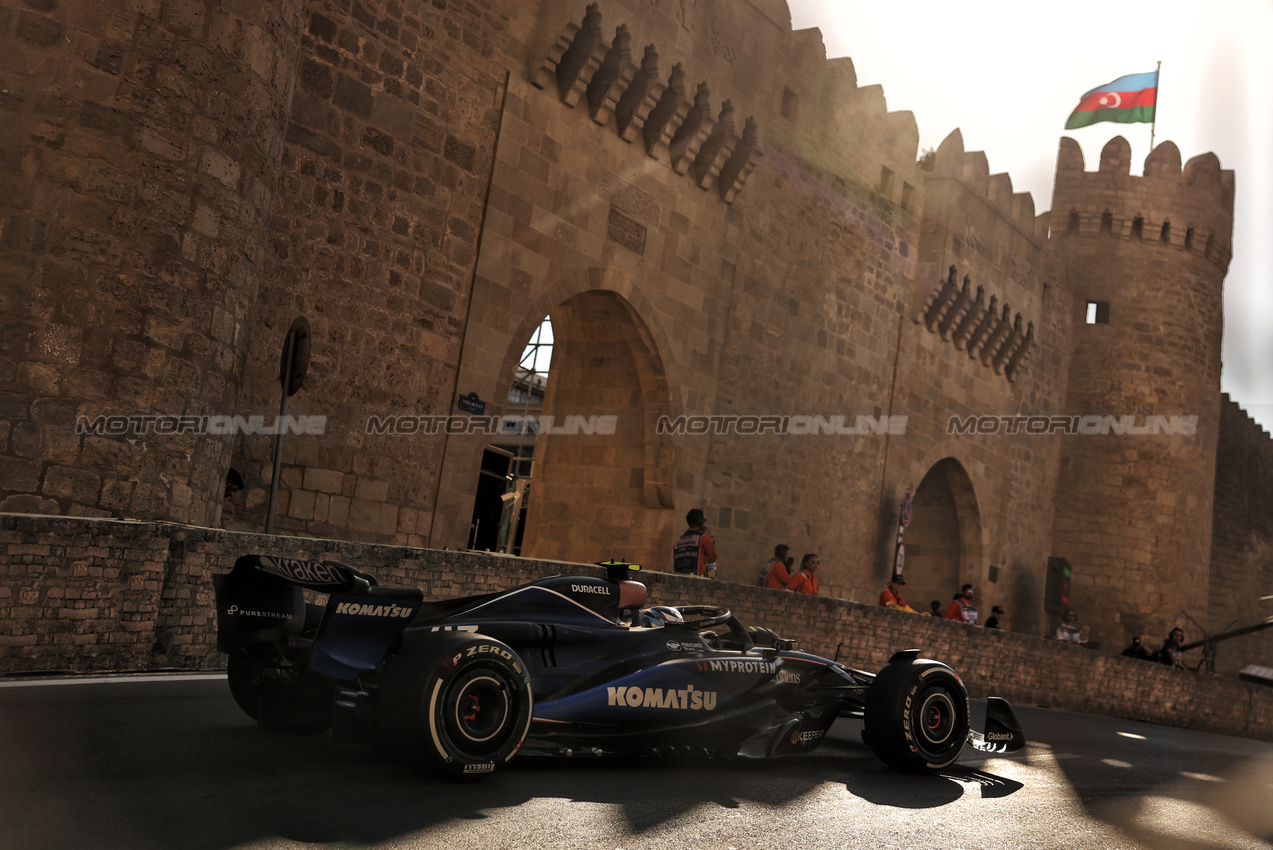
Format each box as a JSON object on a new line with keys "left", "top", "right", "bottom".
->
{"left": 1150, "top": 60, "right": 1161, "bottom": 151}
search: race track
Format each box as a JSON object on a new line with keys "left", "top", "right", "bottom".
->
{"left": 1, "top": 674, "right": 1270, "bottom": 850}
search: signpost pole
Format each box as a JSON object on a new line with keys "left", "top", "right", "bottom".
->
{"left": 892, "top": 486, "right": 912, "bottom": 579}
{"left": 265, "top": 332, "right": 295, "bottom": 535}
{"left": 265, "top": 317, "right": 311, "bottom": 535}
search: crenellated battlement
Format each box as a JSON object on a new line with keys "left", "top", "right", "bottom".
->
{"left": 1219, "top": 394, "right": 1273, "bottom": 449}
{"left": 531, "top": 2, "right": 932, "bottom": 215}
{"left": 1051, "top": 136, "right": 1234, "bottom": 271}
{"left": 929, "top": 130, "right": 1047, "bottom": 241}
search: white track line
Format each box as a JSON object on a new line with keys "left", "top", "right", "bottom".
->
{"left": 0, "top": 673, "right": 227, "bottom": 688}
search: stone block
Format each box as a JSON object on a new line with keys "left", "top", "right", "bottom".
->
{"left": 0, "top": 456, "right": 42, "bottom": 491}
{"left": 348, "top": 498, "right": 380, "bottom": 532}
{"left": 288, "top": 489, "right": 315, "bottom": 520}
{"left": 354, "top": 477, "right": 390, "bottom": 502}
{"left": 303, "top": 467, "right": 344, "bottom": 494}
{"left": 41, "top": 466, "right": 101, "bottom": 503}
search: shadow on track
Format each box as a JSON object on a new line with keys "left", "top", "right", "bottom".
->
{"left": 1, "top": 679, "right": 1030, "bottom": 849}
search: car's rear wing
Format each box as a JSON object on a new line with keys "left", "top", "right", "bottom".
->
{"left": 214, "top": 555, "right": 424, "bottom": 673}
{"left": 230, "top": 554, "right": 379, "bottom": 594}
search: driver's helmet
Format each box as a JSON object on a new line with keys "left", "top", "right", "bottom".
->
{"left": 639, "top": 605, "right": 684, "bottom": 629}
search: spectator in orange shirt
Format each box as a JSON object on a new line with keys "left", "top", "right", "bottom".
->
{"left": 762, "top": 544, "right": 792, "bottom": 590}
{"left": 787, "top": 553, "right": 820, "bottom": 595}
{"left": 943, "top": 584, "right": 978, "bottom": 624}
{"left": 878, "top": 575, "right": 917, "bottom": 612}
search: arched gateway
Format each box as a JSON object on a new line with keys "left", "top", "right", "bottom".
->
{"left": 501, "top": 291, "right": 676, "bottom": 569}
{"left": 902, "top": 458, "right": 983, "bottom": 616}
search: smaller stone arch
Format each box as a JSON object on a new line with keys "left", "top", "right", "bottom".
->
{"left": 899, "top": 458, "right": 984, "bottom": 617}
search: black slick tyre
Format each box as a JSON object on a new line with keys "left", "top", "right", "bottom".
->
{"left": 378, "top": 633, "right": 533, "bottom": 779}
{"left": 863, "top": 657, "right": 969, "bottom": 772}
{"left": 226, "top": 653, "right": 262, "bottom": 720}
{"left": 226, "top": 653, "right": 334, "bottom": 733}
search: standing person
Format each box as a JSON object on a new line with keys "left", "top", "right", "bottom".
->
{"left": 671, "top": 508, "right": 717, "bottom": 577}
{"left": 758, "top": 544, "right": 792, "bottom": 589}
{"left": 1054, "top": 608, "right": 1082, "bottom": 644}
{"left": 1122, "top": 636, "right": 1150, "bottom": 659}
{"left": 943, "top": 584, "right": 978, "bottom": 624}
{"left": 1153, "top": 627, "right": 1185, "bottom": 667}
{"left": 985, "top": 605, "right": 1005, "bottom": 629}
{"left": 878, "top": 575, "right": 916, "bottom": 612}
{"left": 220, "top": 467, "right": 244, "bottom": 528}
{"left": 787, "top": 553, "right": 820, "bottom": 595}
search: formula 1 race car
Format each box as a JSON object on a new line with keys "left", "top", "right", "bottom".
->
{"left": 214, "top": 556, "right": 1025, "bottom": 778}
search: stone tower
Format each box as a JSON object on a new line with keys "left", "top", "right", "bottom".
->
{"left": 0, "top": 1, "right": 304, "bottom": 524}
{"left": 1049, "top": 136, "right": 1233, "bottom": 648}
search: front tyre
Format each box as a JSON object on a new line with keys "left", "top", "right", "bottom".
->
{"left": 863, "top": 657, "right": 969, "bottom": 772}
{"left": 378, "top": 634, "right": 533, "bottom": 779}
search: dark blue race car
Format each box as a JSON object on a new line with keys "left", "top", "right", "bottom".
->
{"left": 214, "top": 556, "right": 1025, "bottom": 778}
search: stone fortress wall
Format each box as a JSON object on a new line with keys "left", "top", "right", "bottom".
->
{"left": 0, "top": 0, "right": 307, "bottom": 526}
{"left": 1048, "top": 137, "right": 1234, "bottom": 652}
{"left": 1, "top": 0, "right": 1271, "bottom": 671}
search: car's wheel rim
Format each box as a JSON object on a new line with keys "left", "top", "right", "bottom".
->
{"left": 915, "top": 687, "right": 957, "bottom": 751}
{"left": 446, "top": 671, "right": 512, "bottom": 750}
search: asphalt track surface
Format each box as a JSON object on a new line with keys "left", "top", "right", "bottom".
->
{"left": 1, "top": 674, "right": 1272, "bottom": 850}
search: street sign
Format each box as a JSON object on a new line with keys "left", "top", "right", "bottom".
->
{"left": 457, "top": 392, "right": 486, "bottom": 414}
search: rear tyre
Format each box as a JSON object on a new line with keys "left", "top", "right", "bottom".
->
{"left": 226, "top": 653, "right": 262, "bottom": 720}
{"left": 378, "top": 633, "right": 533, "bottom": 779}
{"left": 863, "top": 658, "right": 969, "bottom": 772}
{"left": 226, "top": 653, "right": 334, "bottom": 733}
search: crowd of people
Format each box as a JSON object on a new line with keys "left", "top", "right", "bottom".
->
{"left": 674, "top": 511, "right": 825, "bottom": 595}
{"left": 1121, "top": 626, "right": 1187, "bottom": 667}
{"left": 671, "top": 508, "right": 1192, "bottom": 668}
{"left": 1051, "top": 610, "right": 1186, "bottom": 666}
{"left": 754, "top": 545, "right": 820, "bottom": 595}
{"left": 876, "top": 575, "right": 998, "bottom": 626}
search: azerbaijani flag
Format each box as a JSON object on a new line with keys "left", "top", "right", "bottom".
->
{"left": 1065, "top": 71, "right": 1158, "bottom": 129}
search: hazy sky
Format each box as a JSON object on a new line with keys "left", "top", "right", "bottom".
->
{"left": 788, "top": 0, "right": 1273, "bottom": 435}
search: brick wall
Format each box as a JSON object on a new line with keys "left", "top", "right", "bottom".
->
{"left": 3, "top": 513, "right": 1272, "bottom": 741}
